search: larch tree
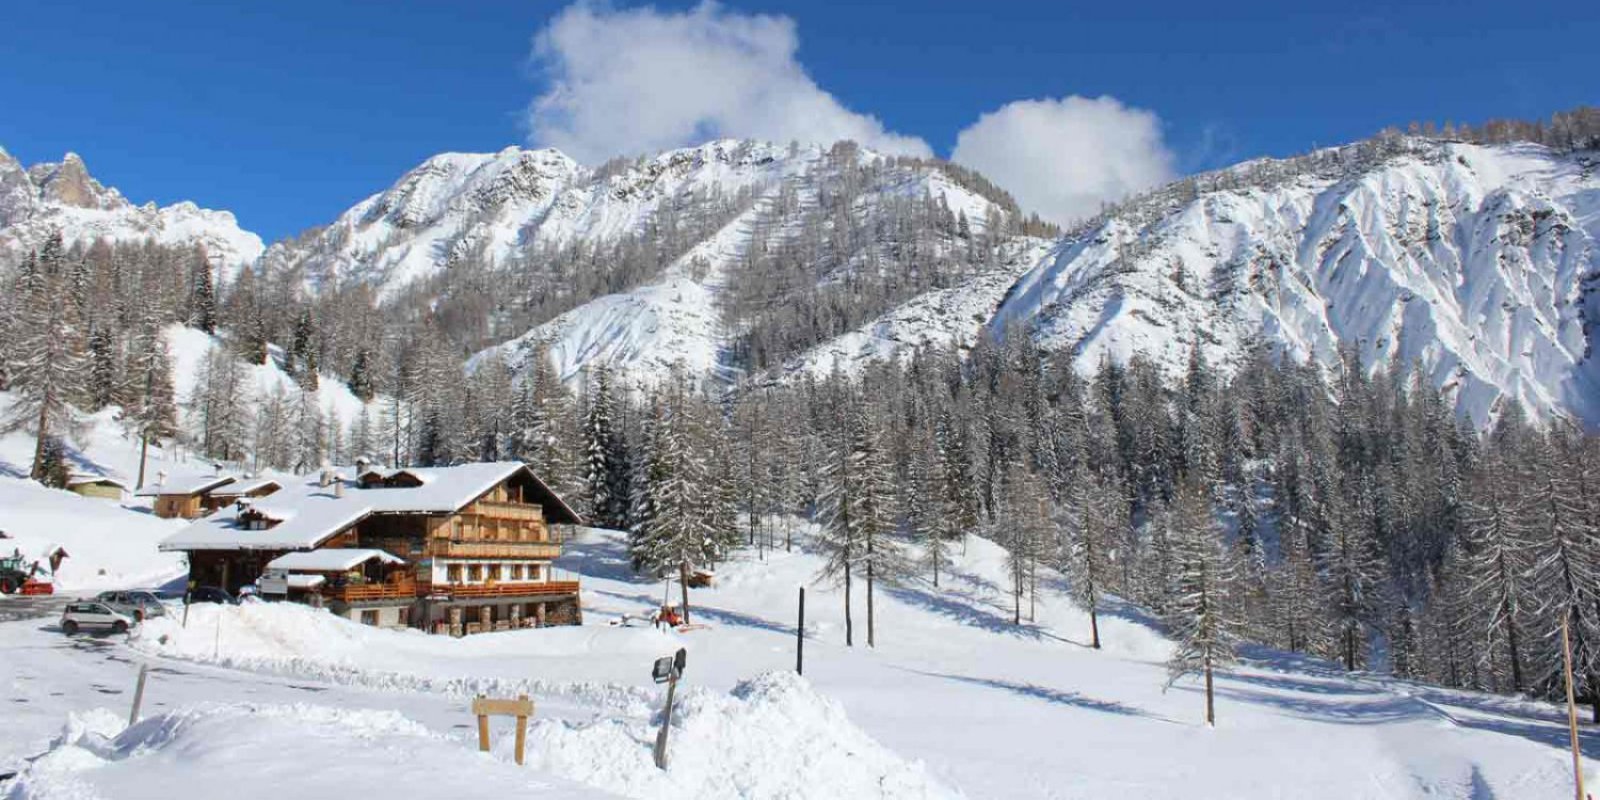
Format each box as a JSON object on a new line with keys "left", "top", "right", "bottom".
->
{"left": 1462, "top": 455, "right": 1535, "bottom": 693}
{"left": 121, "top": 323, "right": 178, "bottom": 489}
{"left": 1164, "top": 479, "right": 1240, "bottom": 726}
{"left": 2, "top": 235, "right": 88, "bottom": 483}
{"left": 1058, "top": 466, "right": 1118, "bottom": 648}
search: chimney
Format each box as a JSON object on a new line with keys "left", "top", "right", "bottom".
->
{"left": 334, "top": 480, "right": 344, "bottom": 498}
{"left": 155, "top": 471, "right": 168, "bottom": 487}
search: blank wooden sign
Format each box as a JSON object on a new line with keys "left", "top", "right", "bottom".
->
{"left": 472, "top": 694, "right": 534, "bottom": 765}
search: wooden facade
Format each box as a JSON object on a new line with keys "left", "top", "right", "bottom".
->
{"left": 184, "top": 465, "right": 582, "bottom": 634}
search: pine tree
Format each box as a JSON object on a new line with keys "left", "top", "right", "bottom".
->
{"left": 348, "top": 347, "right": 376, "bottom": 402}
{"left": 628, "top": 376, "right": 720, "bottom": 624}
{"left": 121, "top": 324, "right": 178, "bottom": 489}
{"left": 1462, "top": 456, "right": 1534, "bottom": 692}
{"left": 85, "top": 325, "right": 121, "bottom": 410}
{"left": 1059, "top": 467, "right": 1120, "bottom": 648}
{"left": 187, "top": 248, "right": 217, "bottom": 334}
{"left": 1164, "top": 479, "right": 1240, "bottom": 726}
{"left": 582, "top": 366, "right": 628, "bottom": 529}
{"left": 817, "top": 396, "right": 899, "bottom": 647}
{"left": 2, "top": 241, "right": 88, "bottom": 483}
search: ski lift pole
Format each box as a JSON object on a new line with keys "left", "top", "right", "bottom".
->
{"left": 651, "top": 648, "right": 687, "bottom": 770}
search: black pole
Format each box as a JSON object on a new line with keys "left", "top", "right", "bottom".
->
{"left": 797, "top": 586, "right": 805, "bottom": 675}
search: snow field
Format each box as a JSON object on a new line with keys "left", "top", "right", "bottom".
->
{"left": 8, "top": 705, "right": 609, "bottom": 799}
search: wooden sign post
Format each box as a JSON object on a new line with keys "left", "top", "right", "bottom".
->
{"left": 128, "top": 664, "right": 149, "bottom": 726}
{"left": 472, "top": 694, "right": 534, "bottom": 766}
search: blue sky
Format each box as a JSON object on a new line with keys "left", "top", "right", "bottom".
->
{"left": 3, "top": 0, "right": 1594, "bottom": 240}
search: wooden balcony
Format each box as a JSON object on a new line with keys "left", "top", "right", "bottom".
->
{"left": 422, "top": 580, "right": 581, "bottom": 600}
{"left": 434, "top": 540, "right": 562, "bottom": 559}
{"left": 467, "top": 500, "right": 545, "bottom": 521}
{"left": 323, "top": 578, "right": 418, "bottom": 603}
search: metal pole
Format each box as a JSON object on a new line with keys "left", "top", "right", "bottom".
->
{"left": 797, "top": 586, "right": 805, "bottom": 675}
{"left": 653, "top": 673, "right": 678, "bottom": 770}
{"left": 128, "top": 664, "right": 149, "bottom": 726}
{"left": 1563, "top": 612, "right": 1586, "bottom": 800}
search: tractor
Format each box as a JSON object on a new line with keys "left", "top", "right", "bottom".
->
{"left": 0, "top": 555, "right": 51, "bottom": 595}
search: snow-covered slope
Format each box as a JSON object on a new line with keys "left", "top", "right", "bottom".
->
{"left": 994, "top": 140, "right": 1600, "bottom": 427}
{"left": 354, "top": 140, "right": 1020, "bottom": 386}
{"left": 3, "top": 522, "right": 1590, "bottom": 798}
{"left": 782, "top": 238, "right": 1059, "bottom": 379}
{"left": 0, "top": 148, "right": 264, "bottom": 272}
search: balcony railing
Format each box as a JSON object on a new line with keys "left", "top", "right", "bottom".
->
{"left": 421, "top": 580, "right": 581, "bottom": 599}
{"left": 467, "top": 500, "right": 545, "bottom": 521}
{"left": 435, "top": 541, "right": 562, "bottom": 559}
{"left": 323, "top": 578, "right": 418, "bottom": 603}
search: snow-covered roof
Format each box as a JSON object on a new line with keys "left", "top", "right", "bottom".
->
{"left": 134, "top": 475, "right": 235, "bottom": 497}
{"left": 266, "top": 549, "right": 403, "bottom": 573}
{"left": 209, "top": 478, "right": 282, "bottom": 497}
{"left": 286, "top": 574, "right": 326, "bottom": 589}
{"left": 160, "top": 461, "right": 581, "bottom": 552}
{"left": 162, "top": 495, "right": 370, "bottom": 552}
{"left": 66, "top": 475, "right": 127, "bottom": 489}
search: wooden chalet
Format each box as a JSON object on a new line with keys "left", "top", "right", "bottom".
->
{"left": 136, "top": 474, "right": 239, "bottom": 519}
{"left": 159, "top": 461, "right": 584, "bottom": 634}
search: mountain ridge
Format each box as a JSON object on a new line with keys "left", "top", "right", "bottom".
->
{"left": 5, "top": 132, "right": 1599, "bottom": 427}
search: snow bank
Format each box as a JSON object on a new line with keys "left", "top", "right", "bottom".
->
{"left": 133, "top": 602, "right": 662, "bottom": 714}
{"left": 523, "top": 671, "right": 955, "bottom": 799}
{"left": 6, "top": 704, "right": 606, "bottom": 799}
{"left": 0, "top": 477, "right": 183, "bottom": 593}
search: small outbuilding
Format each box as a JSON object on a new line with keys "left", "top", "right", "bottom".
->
{"left": 66, "top": 475, "right": 128, "bottom": 502}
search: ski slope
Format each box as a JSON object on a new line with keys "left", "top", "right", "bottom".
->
{"left": 2, "top": 523, "right": 1591, "bottom": 798}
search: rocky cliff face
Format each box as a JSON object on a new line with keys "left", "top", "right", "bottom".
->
{"left": 0, "top": 148, "right": 263, "bottom": 272}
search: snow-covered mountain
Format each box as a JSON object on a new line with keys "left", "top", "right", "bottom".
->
{"left": 275, "top": 139, "right": 1025, "bottom": 384}
{"left": 993, "top": 139, "right": 1600, "bottom": 427}
{"left": 0, "top": 148, "right": 264, "bottom": 270}
{"left": 10, "top": 133, "right": 1598, "bottom": 427}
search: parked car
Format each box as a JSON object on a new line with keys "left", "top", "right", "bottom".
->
{"left": 61, "top": 601, "right": 137, "bottom": 635}
{"left": 95, "top": 590, "right": 169, "bottom": 619}
{"left": 187, "top": 586, "right": 238, "bottom": 605}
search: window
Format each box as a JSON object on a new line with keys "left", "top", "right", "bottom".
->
{"left": 529, "top": 564, "right": 542, "bottom": 581}
{"left": 360, "top": 610, "right": 379, "bottom": 626}
{"left": 468, "top": 564, "right": 483, "bottom": 582}
{"left": 446, "top": 564, "right": 463, "bottom": 583}
{"left": 487, "top": 564, "right": 501, "bottom": 582}
{"left": 509, "top": 564, "right": 524, "bottom": 580}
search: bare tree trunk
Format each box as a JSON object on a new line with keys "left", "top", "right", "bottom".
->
{"left": 1204, "top": 656, "right": 1216, "bottom": 727}
{"left": 843, "top": 562, "right": 853, "bottom": 647}
{"left": 867, "top": 560, "right": 876, "bottom": 648}
{"left": 136, "top": 434, "right": 150, "bottom": 490}
{"left": 1089, "top": 608, "right": 1101, "bottom": 650}
{"left": 31, "top": 390, "right": 51, "bottom": 481}
{"left": 678, "top": 562, "right": 692, "bottom": 626}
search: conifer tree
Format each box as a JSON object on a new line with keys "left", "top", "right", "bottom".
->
{"left": 122, "top": 324, "right": 178, "bottom": 489}
{"left": 1164, "top": 479, "right": 1240, "bottom": 726}
{"left": 1462, "top": 456, "right": 1534, "bottom": 692}
{"left": 2, "top": 237, "right": 88, "bottom": 483}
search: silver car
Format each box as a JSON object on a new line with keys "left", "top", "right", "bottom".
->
{"left": 95, "top": 590, "right": 169, "bottom": 620}
{"left": 61, "top": 601, "right": 137, "bottom": 635}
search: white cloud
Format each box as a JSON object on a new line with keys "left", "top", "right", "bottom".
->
{"left": 952, "top": 96, "right": 1176, "bottom": 226}
{"left": 527, "top": 1, "right": 931, "bottom": 163}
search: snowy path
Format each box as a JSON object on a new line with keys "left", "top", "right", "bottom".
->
{"left": 4, "top": 526, "right": 1595, "bottom": 798}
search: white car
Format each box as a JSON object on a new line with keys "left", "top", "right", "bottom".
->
{"left": 61, "top": 601, "right": 137, "bottom": 635}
